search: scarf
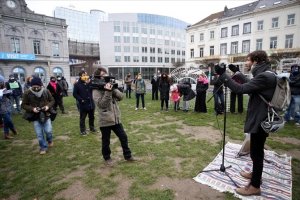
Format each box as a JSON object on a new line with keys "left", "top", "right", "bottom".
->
{"left": 49, "top": 81, "right": 57, "bottom": 92}
{"left": 30, "top": 87, "right": 44, "bottom": 98}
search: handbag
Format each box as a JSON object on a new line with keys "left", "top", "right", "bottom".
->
{"left": 49, "top": 108, "right": 57, "bottom": 121}
{"left": 23, "top": 112, "right": 37, "bottom": 122}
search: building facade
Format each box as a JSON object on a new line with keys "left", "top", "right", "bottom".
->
{"left": 186, "top": 0, "right": 300, "bottom": 74}
{"left": 0, "top": 0, "right": 69, "bottom": 85}
{"left": 99, "top": 13, "right": 189, "bottom": 80}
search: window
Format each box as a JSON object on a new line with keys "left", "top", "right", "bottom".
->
{"left": 141, "top": 27, "right": 147, "bottom": 34}
{"left": 142, "top": 47, "right": 147, "bottom": 53}
{"left": 232, "top": 25, "right": 239, "bottom": 36}
{"left": 157, "top": 29, "right": 163, "bottom": 35}
{"left": 157, "top": 39, "right": 163, "bottom": 45}
{"left": 124, "top": 46, "right": 130, "bottom": 52}
{"left": 171, "top": 50, "right": 175, "bottom": 55}
{"left": 231, "top": 42, "right": 238, "bottom": 54}
{"left": 182, "top": 51, "right": 185, "bottom": 56}
{"left": 165, "top": 57, "right": 169, "bottom": 63}
{"left": 177, "top": 50, "right": 181, "bottom": 55}
{"left": 115, "top": 56, "right": 121, "bottom": 62}
{"left": 114, "top": 21, "right": 120, "bottom": 32}
{"left": 158, "top": 48, "right": 162, "bottom": 54}
{"left": 199, "top": 48, "right": 203, "bottom": 57}
{"left": 123, "top": 36, "right": 130, "bottom": 43}
{"left": 53, "top": 67, "right": 63, "bottom": 77}
{"left": 142, "top": 56, "right": 148, "bottom": 62}
{"left": 150, "top": 47, "right": 155, "bottom": 53}
{"left": 200, "top": 33, "right": 204, "bottom": 41}
{"left": 270, "top": 37, "right": 277, "bottom": 49}
{"left": 133, "top": 56, "right": 139, "bottom": 62}
{"left": 257, "top": 20, "right": 264, "bottom": 30}
{"left": 171, "top": 58, "right": 175, "bottom": 63}
{"left": 114, "top": 46, "right": 121, "bottom": 52}
{"left": 158, "top": 57, "right": 163, "bottom": 63}
{"left": 272, "top": 17, "right": 279, "bottom": 28}
{"left": 124, "top": 56, "right": 130, "bottom": 62}
{"left": 165, "top": 49, "right": 169, "bottom": 55}
{"left": 256, "top": 39, "right": 263, "bottom": 50}
{"left": 242, "top": 40, "right": 250, "bottom": 53}
{"left": 150, "top": 28, "right": 155, "bottom": 35}
{"left": 133, "top": 46, "right": 139, "bottom": 53}
{"left": 210, "top": 31, "right": 214, "bottom": 39}
{"left": 123, "top": 22, "right": 130, "bottom": 32}
{"left": 165, "top": 40, "right": 170, "bottom": 46}
{"left": 243, "top": 22, "right": 251, "bottom": 34}
{"left": 190, "top": 49, "right": 194, "bottom": 58}
{"left": 171, "top": 41, "right": 175, "bottom": 46}
{"left": 132, "top": 37, "right": 139, "bottom": 43}
{"left": 141, "top": 37, "right": 147, "bottom": 44}
{"left": 150, "top": 56, "right": 155, "bottom": 63}
{"left": 287, "top": 14, "right": 295, "bottom": 25}
{"left": 34, "top": 67, "right": 45, "bottom": 82}
{"left": 221, "top": 28, "right": 228, "bottom": 38}
{"left": 190, "top": 35, "right": 194, "bottom": 43}
{"left": 149, "top": 38, "right": 155, "bottom": 44}
{"left": 171, "top": 32, "right": 175, "bottom": 37}
{"left": 220, "top": 43, "right": 227, "bottom": 55}
{"left": 285, "top": 34, "right": 293, "bottom": 48}
{"left": 52, "top": 42, "right": 59, "bottom": 57}
{"left": 165, "top": 30, "right": 169, "bottom": 36}
{"left": 132, "top": 26, "right": 139, "bottom": 33}
{"left": 33, "top": 40, "right": 41, "bottom": 55}
{"left": 114, "top": 36, "right": 121, "bottom": 43}
{"left": 13, "top": 67, "right": 25, "bottom": 83}
{"left": 209, "top": 46, "right": 214, "bottom": 56}
{"left": 11, "top": 37, "right": 20, "bottom": 53}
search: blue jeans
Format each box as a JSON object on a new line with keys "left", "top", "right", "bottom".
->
{"left": 0, "top": 112, "right": 15, "bottom": 136}
{"left": 284, "top": 95, "right": 300, "bottom": 122}
{"left": 136, "top": 93, "right": 145, "bottom": 108}
{"left": 33, "top": 119, "right": 53, "bottom": 151}
{"left": 10, "top": 95, "right": 21, "bottom": 113}
{"left": 214, "top": 91, "right": 225, "bottom": 113}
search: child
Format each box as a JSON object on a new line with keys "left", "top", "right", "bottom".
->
{"left": 170, "top": 84, "right": 181, "bottom": 112}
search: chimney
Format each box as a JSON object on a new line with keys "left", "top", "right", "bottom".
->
{"left": 224, "top": 6, "right": 228, "bottom": 14}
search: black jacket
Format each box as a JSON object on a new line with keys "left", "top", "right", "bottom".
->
{"left": 73, "top": 80, "right": 95, "bottom": 111}
{"left": 290, "top": 74, "right": 300, "bottom": 95}
{"left": 151, "top": 77, "right": 159, "bottom": 89}
{"left": 159, "top": 78, "right": 170, "bottom": 100}
{"left": 211, "top": 75, "right": 223, "bottom": 93}
{"left": 220, "top": 62, "right": 276, "bottom": 134}
{"left": 177, "top": 83, "right": 196, "bottom": 101}
{"left": 196, "top": 81, "right": 208, "bottom": 94}
{"left": 6, "top": 80, "right": 22, "bottom": 97}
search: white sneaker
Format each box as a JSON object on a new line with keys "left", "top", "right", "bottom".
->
{"left": 135, "top": 108, "right": 138, "bottom": 111}
{"left": 143, "top": 107, "right": 147, "bottom": 110}
{"left": 295, "top": 122, "right": 300, "bottom": 127}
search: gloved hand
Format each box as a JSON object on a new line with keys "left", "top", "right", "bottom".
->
{"left": 214, "top": 63, "right": 226, "bottom": 75}
{"left": 228, "top": 64, "right": 238, "bottom": 73}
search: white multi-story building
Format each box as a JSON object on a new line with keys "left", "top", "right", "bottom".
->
{"left": 186, "top": 0, "right": 300, "bottom": 74}
{"left": 54, "top": 7, "right": 107, "bottom": 42}
{"left": 99, "top": 13, "right": 189, "bottom": 80}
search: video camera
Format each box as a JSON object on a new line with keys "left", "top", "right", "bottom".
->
{"left": 91, "top": 76, "right": 118, "bottom": 90}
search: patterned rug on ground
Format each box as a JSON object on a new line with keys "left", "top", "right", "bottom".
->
{"left": 194, "top": 142, "right": 292, "bottom": 200}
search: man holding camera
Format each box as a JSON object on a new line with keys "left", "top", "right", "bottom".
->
{"left": 21, "top": 77, "right": 55, "bottom": 155}
{"left": 73, "top": 71, "right": 96, "bottom": 136}
{"left": 92, "top": 67, "right": 134, "bottom": 165}
{"left": 215, "top": 50, "right": 276, "bottom": 196}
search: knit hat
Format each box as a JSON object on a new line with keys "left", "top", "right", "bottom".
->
{"left": 30, "top": 77, "right": 43, "bottom": 86}
{"left": 0, "top": 75, "right": 4, "bottom": 83}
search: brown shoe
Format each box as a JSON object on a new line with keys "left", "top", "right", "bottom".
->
{"left": 240, "top": 171, "right": 252, "bottom": 179}
{"left": 4, "top": 134, "right": 14, "bottom": 139}
{"left": 48, "top": 142, "right": 54, "bottom": 147}
{"left": 235, "top": 185, "right": 261, "bottom": 196}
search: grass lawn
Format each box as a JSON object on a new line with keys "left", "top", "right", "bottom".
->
{"left": 0, "top": 93, "right": 299, "bottom": 200}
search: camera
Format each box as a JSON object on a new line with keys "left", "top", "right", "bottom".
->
{"left": 91, "top": 76, "right": 118, "bottom": 90}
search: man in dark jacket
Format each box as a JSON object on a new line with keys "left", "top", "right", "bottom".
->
{"left": 210, "top": 73, "right": 225, "bottom": 115}
{"left": 158, "top": 73, "right": 170, "bottom": 111}
{"left": 6, "top": 74, "right": 22, "bottom": 113}
{"left": 47, "top": 76, "right": 65, "bottom": 114}
{"left": 216, "top": 50, "right": 277, "bottom": 196}
{"left": 73, "top": 71, "right": 95, "bottom": 136}
{"left": 151, "top": 74, "right": 159, "bottom": 100}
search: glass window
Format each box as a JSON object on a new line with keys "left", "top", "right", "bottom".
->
{"left": 33, "top": 40, "right": 41, "bottom": 55}
{"left": 142, "top": 56, "right": 148, "bottom": 62}
{"left": 158, "top": 48, "right": 162, "bottom": 54}
{"left": 242, "top": 40, "right": 250, "bottom": 53}
{"left": 53, "top": 67, "right": 63, "bottom": 77}
{"left": 165, "top": 40, "right": 169, "bottom": 46}
{"left": 272, "top": 17, "right": 279, "bottom": 28}
{"left": 177, "top": 50, "right": 181, "bottom": 55}
{"left": 141, "top": 27, "right": 147, "bottom": 34}
{"left": 124, "top": 56, "right": 130, "bottom": 62}
{"left": 114, "top": 36, "right": 121, "bottom": 43}
{"left": 243, "top": 22, "right": 251, "bottom": 34}
{"left": 210, "top": 46, "right": 214, "bottom": 56}
{"left": 165, "top": 57, "right": 169, "bottom": 63}
{"left": 133, "top": 56, "right": 139, "bottom": 62}
{"left": 141, "top": 37, "right": 147, "bottom": 44}
{"left": 114, "top": 21, "right": 120, "bottom": 32}
{"left": 157, "top": 29, "right": 163, "bottom": 35}
{"left": 220, "top": 43, "right": 227, "bottom": 55}
{"left": 171, "top": 58, "right": 175, "bottom": 63}
{"left": 124, "top": 46, "right": 130, "bottom": 52}
{"left": 199, "top": 48, "right": 203, "bottom": 57}
{"left": 34, "top": 67, "right": 46, "bottom": 82}
{"left": 123, "top": 22, "right": 130, "bottom": 32}
{"left": 231, "top": 42, "right": 238, "bottom": 54}
{"left": 182, "top": 51, "right": 185, "bottom": 56}
{"left": 221, "top": 28, "right": 228, "bottom": 38}
{"left": 165, "top": 49, "right": 169, "bottom": 55}
{"left": 256, "top": 39, "right": 263, "bottom": 50}
{"left": 270, "top": 37, "right": 277, "bottom": 49}
{"left": 150, "top": 47, "right": 155, "bottom": 53}
{"left": 190, "top": 49, "right": 194, "bottom": 58}
{"left": 200, "top": 33, "right": 204, "bottom": 41}
{"left": 285, "top": 34, "right": 293, "bottom": 48}
{"left": 287, "top": 14, "right": 295, "bottom": 25}
{"left": 132, "top": 26, "right": 139, "bottom": 33}
{"left": 132, "top": 37, "right": 139, "bottom": 43}
{"left": 123, "top": 36, "right": 130, "bottom": 43}
{"left": 257, "top": 20, "right": 263, "bottom": 30}
{"left": 11, "top": 37, "right": 20, "bottom": 53}
{"left": 150, "top": 56, "right": 155, "bottom": 63}
{"left": 171, "top": 50, "right": 175, "bottom": 55}
{"left": 133, "top": 46, "right": 139, "bottom": 53}
{"left": 114, "top": 46, "right": 121, "bottom": 52}
{"left": 149, "top": 38, "right": 155, "bottom": 44}
{"left": 190, "top": 35, "right": 194, "bottom": 43}
{"left": 142, "top": 47, "right": 147, "bottom": 53}
{"left": 52, "top": 42, "right": 59, "bottom": 57}
{"left": 165, "top": 30, "right": 169, "bottom": 36}
{"left": 210, "top": 31, "right": 214, "bottom": 39}
{"left": 158, "top": 57, "right": 163, "bottom": 63}
{"left": 150, "top": 28, "right": 155, "bottom": 35}
{"left": 232, "top": 25, "right": 239, "bottom": 36}
{"left": 115, "top": 56, "right": 121, "bottom": 62}
{"left": 12, "top": 67, "right": 25, "bottom": 83}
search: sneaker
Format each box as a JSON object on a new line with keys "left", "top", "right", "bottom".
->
{"left": 240, "top": 171, "right": 252, "bottom": 179}
{"left": 80, "top": 131, "right": 87, "bottom": 136}
{"left": 4, "top": 134, "right": 14, "bottom": 139}
{"left": 105, "top": 159, "right": 114, "bottom": 166}
{"left": 40, "top": 150, "right": 47, "bottom": 155}
{"left": 125, "top": 157, "right": 137, "bottom": 162}
{"left": 135, "top": 108, "right": 138, "bottom": 111}
{"left": 48, "top": 141, "right": 54, "bottom": 147}
{"left": 235, "top": 184, "right": 261, "bottom": 196}
{"left": 295, "top": 122, "right": 300, "bottom": 127}
{"left": 90, "top": 128, "right": 97, "bottom": 133}
{"left": 143, "top": 107, "right": 147, "bottom": 110}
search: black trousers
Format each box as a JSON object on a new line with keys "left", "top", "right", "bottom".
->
{"left": 152, "top": 88, "right": 158, "bottom": 100}
{"left": 126, "top": 85, "right": 131, "bottom": 98}
{"left": 161, "top": 99, "right": 169, "bottom": 109}
{"left": 136, "top": 93, "right": 145, "bottom": 108}
{"left": 230, "top": 92, "right": 243, "bottom": 113}
{"left": 79, "top": 109, "right": 95, "bottom": 132}
{"left": 54, "top": 96, "right": 65, "bottom": 112}
{"left": 250, "top": 129, "right": 267, "bottom": 188}
{"left": 100, "top": 123, "right": 132, "bottom": 160}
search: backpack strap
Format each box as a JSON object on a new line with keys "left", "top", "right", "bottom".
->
{"left": 258, "top": 71, "right": 276, "bottom": 108}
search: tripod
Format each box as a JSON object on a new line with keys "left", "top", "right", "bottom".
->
{"left": 200, "top": 85, "right": 239, "bottom": 188}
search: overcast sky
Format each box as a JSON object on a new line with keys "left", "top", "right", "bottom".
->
{"left": 25, "top": 0, "right": 253, "bottom": 25}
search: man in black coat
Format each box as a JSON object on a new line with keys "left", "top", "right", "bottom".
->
{"left": 151, "top": 74, "right": 159, "bottom": 100}
{"left": 73, "top": 71, "right": 95, "bottom": 136}
{"left": 6, "top": 74, "right": 23, "bottom": 114}
{"left": 216, "top": 50, "right": 277, "bottom": 196}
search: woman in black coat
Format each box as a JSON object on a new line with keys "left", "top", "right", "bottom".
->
{"left": 194, "top": 74, "right": 208, "bottom": 113}
{"left": 47, "top": 76, "right": 65, "bottom": 113}
{"left": 158, "top": 73, "right": 170, "bottom": 111}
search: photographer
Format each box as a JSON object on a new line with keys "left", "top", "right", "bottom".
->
{"left": 92, "top": 67, "right": 135, "bottom": 165}
{"left": 215, "top": 50, "right": 276, "bottom": 196}
{"left": 21, "top": 77, "right": 55, "bottom": 155}
{"left": 73, "top": 71, "right": 96, "bottom": 136}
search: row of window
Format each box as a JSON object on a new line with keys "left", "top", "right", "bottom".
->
{"left": 114, "top": 56, "right": 185, "bottom": 63}
{"left": 191, "top": 34, "right": 294, "bottom": 58}
{"left": 114, "top": 36, "right": 185, "bottom": 47}
{"left": 114, "top": 46, "right": 186, "bottom": 55}
{"left": 11, "top": 37, "right": 60, "bottom": 56}
{"left": 190, "top": 13, "right": 296, "bottom": 42}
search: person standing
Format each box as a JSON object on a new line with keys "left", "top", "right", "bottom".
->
{"left": 229, "top": 65, "right": 245, "bottom": 114}
{"left": 158, "top": 73, "right": 170, "bottom": 111}
{"left": 124, "top": 73, "right": 133, "bottom": 98}
{"left": 151, "top": 74, "right": 159, "bottom": 100}
{"left": 23, "top": 76, "right": 33, "bottom": 92}
{"left": 47, "top": 76, "right": 66, "bottom": 114}
{"left": 194, "top": 73, "right": 209, "bottom": 113}
{"left": 210, "top": 73, "right": 225, "bottom": 115}
{"left": 92, "top": 67, "right": 135, "bottom": 165}
{"left": 135, "top": 73, "right": 146, "bottom": 110}
{"left": 6, "top": 74, "right": 22, "bottom": 114}
{"left": 216, "top": 50, "right": 277, "bottom": 196}
{"left": 73, "top": 71, "right": 96, "bottom": 136}
{"left": 21, "top": 77, "right": 55, "bottom": 154}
